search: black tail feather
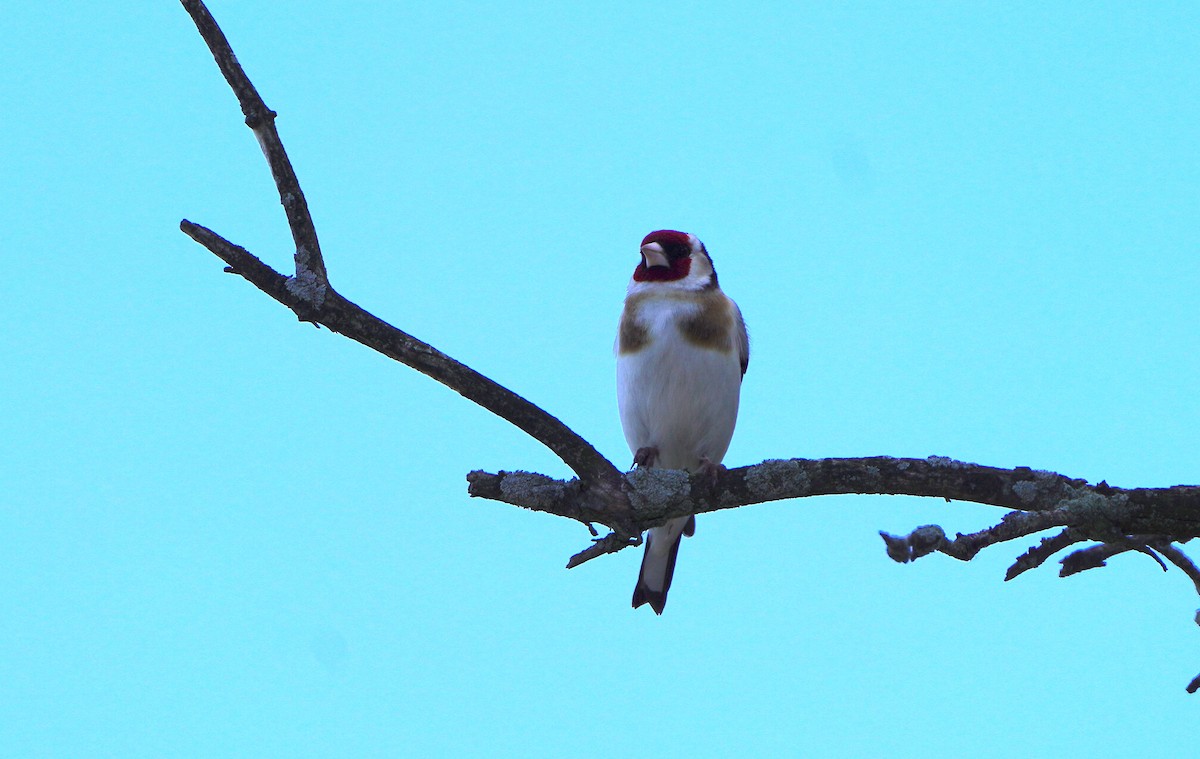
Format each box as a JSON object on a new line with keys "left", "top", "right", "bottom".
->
{"left": 631, "top": 524, "right": 689, "bottom": 614}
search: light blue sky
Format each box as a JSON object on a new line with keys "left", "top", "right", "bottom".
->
{"left": 3, "top": 1, "right": 1198, "bottom": 755}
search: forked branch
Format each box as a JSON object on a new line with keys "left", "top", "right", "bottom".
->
{"left": 178, "top": 0, "right": 632, "bottom": 533}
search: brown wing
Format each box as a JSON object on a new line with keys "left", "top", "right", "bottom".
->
{"left": 732, "top": 299, "right": 749, "bottom": 377}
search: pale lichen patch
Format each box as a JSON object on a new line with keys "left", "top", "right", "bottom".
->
{"left": 626, "top": 467, "right": 693, "bottom": 521}
{"left": 498, "top": 470, "right": 570, "bottom": 511}
{"left": 746, "top": 459, "right": 811, "bottom": 500}
{"left": 1057, "top": 487, "right": 1129, "bottom": 529}
{"left": 286, "top": 245, "right": 327, "bottom": 306}
{"left": 926, "top": 455, "right": 964, "bottom": 468}
{"left": 1012, "top": 480, "right": 1038, "bottom": 504}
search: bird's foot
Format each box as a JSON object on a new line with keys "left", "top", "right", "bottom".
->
{"left": 697, "top": 456, "right": 725, "bottom": 487}
{"left": 633, "top": 446, "right": 659, "bottom": 468}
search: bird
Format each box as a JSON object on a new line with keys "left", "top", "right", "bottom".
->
{"left": 615, "top": 230, "right": 749, "bottom": 614}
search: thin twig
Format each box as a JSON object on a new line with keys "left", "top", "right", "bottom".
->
{"left": 566, "top": 533, "right": 642, "bottom": 569}
{"left": 1153, "top": 542, "right": 1200, "bottom": 695}
{"left": 880, "top": 509, "right": 1074, "bottom": 567}
{"left": 1060, "top": 538, "right": 1169, "bottom": 578}
{"left": 1005, "top": 527, "right": 1088, "bottom": 581}
{"left": 1157, "top": 543, "right": 1200, "bottom": 596}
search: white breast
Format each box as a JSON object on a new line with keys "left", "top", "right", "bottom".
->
{"left": 616, "top": 297, "right": 742, "bottom": 471}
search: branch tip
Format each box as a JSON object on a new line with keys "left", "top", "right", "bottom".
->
{"left": 566, "top": 532, "right": 640, "bottom": 569}
{"left": 880, "top": 525, "right": 947, "bottom": 564}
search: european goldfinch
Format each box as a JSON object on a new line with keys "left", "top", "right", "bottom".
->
{"left": 616, "top": 230, "right": 748, "bottom": 614}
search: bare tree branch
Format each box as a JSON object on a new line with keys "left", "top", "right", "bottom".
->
{"left": 180, "top": 0, "right": 1200, "bottom": 689}
{"left": 178, "top": 0, "right": 632, "bottom": 530}
{"left": 471, "top": 457, "right": 1200, "bottom": 539}
{"left": 179, "top": 0, "right": 1200, "bottom": 556}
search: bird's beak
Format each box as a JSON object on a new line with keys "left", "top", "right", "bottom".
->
{"left": 640, "top": 242, "right": 669, "bottom": 269}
